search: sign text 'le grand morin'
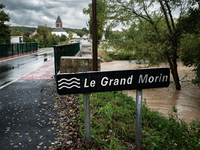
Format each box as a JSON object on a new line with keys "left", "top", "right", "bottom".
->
{"left": 56, "top": 68, "right": 170, "bottom": 95}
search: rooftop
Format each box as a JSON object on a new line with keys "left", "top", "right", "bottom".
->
{"left": 51, "top": 28, "right": 67, "bottom": 33}
{"left": 56, "top": 15, "right": 62, "bottom": 23}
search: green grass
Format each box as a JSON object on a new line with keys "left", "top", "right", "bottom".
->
{"left": 76, "top": 91, "right": 200, "bottom": 150}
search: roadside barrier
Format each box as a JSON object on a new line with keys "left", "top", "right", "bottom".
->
{"left": 0, "top": 43, "right": 38, "bottom": 58}
{"left": 53, "top": 42, "right": 81, "bottom": 76}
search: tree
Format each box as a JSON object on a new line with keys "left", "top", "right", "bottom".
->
{"left": 23, "top": 35, "right": 31, "bottom": 42}
{"left": 176, "top": 7, "right": 200, "bottom": 87}
{"left": 11, "top": 30, "right": 22, "bottom": 36}
{"left": 106, "top": 0, "right": 200, "bottom": 90}
{"left": 0, "top": 4, "right": 11, "bottom": 43}
{"left": 76, "top": 30, "right": 85, "bottom": 37}
{"left": 46, "top": 34, "right": 59, "bottom": 47}
{"left": 81, "top": 27, "right": 89, "bottom": 34}
{"left": 68, "top": 32, "right": 73, "bottom": 39}
{"left": 31, "top": 33, "right": 40, "bottom": 42}
{"left": 108, "top": 30, "right": 127, "bottom": 49}
{"left": 83, "top": 0, "right": 108, "bottom": 44}
{"left": 37, "top": 26, "right": 50, "bottom": 36}
{"left": 105, "top": 25, "right": 112, "bottom": 40}
{"left": 60, "top": 34, "right": 67, "bottom": 42}
{"left": 35, "top": 35, "right": 44, "bottom": 48}
{"left": 24, "top": 31, "right": 31, "bottom": 37}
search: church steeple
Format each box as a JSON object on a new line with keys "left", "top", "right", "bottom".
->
{"left": 56, "top": 15, "right": 62, "bottom": 28}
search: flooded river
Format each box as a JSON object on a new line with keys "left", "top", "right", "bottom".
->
{"left": 101, "top": 61, "right": 200, "bottom": 123}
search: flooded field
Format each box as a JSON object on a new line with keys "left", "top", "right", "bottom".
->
{"left": 101, "top": 61, "right": 200, "bottom": 123}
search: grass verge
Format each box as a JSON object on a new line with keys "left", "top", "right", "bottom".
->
{"left": 76, "top": 91, "right": 200, "bottom": 149}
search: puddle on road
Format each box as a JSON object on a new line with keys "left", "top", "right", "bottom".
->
{"left": 101, "top": 61, "right": 200, "bottom": 123}
{"left": 39, "top": 52, "right": 54, "bottom": 62}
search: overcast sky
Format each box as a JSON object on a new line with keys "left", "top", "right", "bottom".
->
{"left": 1, "top": 0, "right": 91, "bottom": 29}
{"left": 1, "top": 0, "right": 190, "bottom": 31}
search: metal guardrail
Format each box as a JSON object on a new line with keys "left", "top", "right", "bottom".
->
{"left": 0, "top": 43, "right": 38, "bottom": 58}
{"left": 53, "top": 42, "right": 81, "bottom": 76}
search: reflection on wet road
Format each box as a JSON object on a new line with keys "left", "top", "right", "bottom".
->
{"left": 0, "top": 48, "right": 54, "bottom": 87}
{"left": 101, "top": 61, "right": 200, "bottom": 123}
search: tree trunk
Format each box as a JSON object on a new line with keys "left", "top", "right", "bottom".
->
{"left": 165, "top": 50, "right": 181, "bottom": 90}
{"left": 172, "top": 36, "right": 181, "bottom": 90}
{"left": 172, "top": 61, "right": 181, "bottom": 90}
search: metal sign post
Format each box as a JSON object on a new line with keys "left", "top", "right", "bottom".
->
{"left": 136, "top": 89, "right": 142, "bottom": 150}
{"left": 81, "top": 67, "right": 91, "bottom": 142}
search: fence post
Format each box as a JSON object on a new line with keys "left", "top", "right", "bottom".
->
{"left": 26, "top": 43, "right": 28, "bottom": 53}
{"left": 21, "top": 43, "right": 23, "bottom": 54}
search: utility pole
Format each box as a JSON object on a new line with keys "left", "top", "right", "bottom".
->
{"left": 92, "top": 0, "right": 98, "bottom": 71}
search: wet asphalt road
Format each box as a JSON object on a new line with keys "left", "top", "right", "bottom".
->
{"left": 0, "top": 48, "right": 58, "bottom": 149}
{"left": 0, "top": 80, "right": 59, "bottom": 149}
{"left": 0, "top": 48, "right": 54, "bottom": 88}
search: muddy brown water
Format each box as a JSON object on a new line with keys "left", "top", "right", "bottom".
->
{"left": 101, "top": 61, "right": 200, "bottom": 123}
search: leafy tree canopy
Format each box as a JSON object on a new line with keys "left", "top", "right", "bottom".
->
{"left": 176, "top": 7, "right": 200, "bottom": 87}
{"left": 76, "top": 30, "right": 85, "bottom": 37}
{"left": 105, "top": 0, "right": 200, "bottom": 90}
{"left": 81, "top": 27, "right": 89, "bottom": 34}
{"left": 11, "top": 30, "right": 22, "bottom": 36}
{"left": 60, "top": 34, "right": 67, "bottom": 42}
{"left": 68, "top": 32, "right": 73, "bottom": 38}
{"left": 105, "top": 25, "right": 112, "bottom": 40}
{"left": 83, "top": 0, "right": 108, "bottom": 44}
{"left": 0, "top": 4, "right": 11, "bottom": 43}
{"left": 23, "top": 35, "right": 31, "bottom": 42}
{"left": 11, "top": 26, "right": 36, "bottom": 33}
{"left": 24, "top": 31, "right": 31, "bottom": 37}
{"left": 37, "top": 26, "right": 50, "bottom": 36}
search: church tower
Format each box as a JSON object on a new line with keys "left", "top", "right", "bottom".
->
{"left": 51, "top": 15, "right": 68, "bottom": 37}
{"left": 56, "top": 15, "right": 62, "bottom": 28}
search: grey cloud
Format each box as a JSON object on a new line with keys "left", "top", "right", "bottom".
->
{"left": 1, "top": 0, "right": 91, "bottom": 28}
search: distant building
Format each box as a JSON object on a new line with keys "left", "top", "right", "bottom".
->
{"left": 30, "top": 31, "right": 38, "bottom": 37}
{"left": 82, "top": 34, "right": 90, "bottom": 40}
{"left": 70, "top": 32, "right": 80, "bottom": 39}
{"left": 51, "top": 16, "right": 68, "bottom": 37}
{"left": 11, "top": 36, "right": 23, "bottom": 43}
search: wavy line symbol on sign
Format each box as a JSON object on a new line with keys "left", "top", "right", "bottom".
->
{"left": 58, "top": 77, "right": 81, "bottom": 90}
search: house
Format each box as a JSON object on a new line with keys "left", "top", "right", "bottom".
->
{"left": 70, "top": 32, "right": 80, "bottom": 39}
{"left": 82, "top": 34, "right": 90, "bottom": 40}
{"left": 51, "top": 16, "right": 68, "bottom": 37}
{"left": 11, "top": 36, "right": 23, "bottom": 43}
{"left": 29, "top": 30, "right": 37, "bottom": 37}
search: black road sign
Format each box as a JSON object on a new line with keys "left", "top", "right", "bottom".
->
{"left": 56, "top": 67, "right": 170, "bottom": 95}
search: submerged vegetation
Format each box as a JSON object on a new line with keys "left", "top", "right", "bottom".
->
{"left": 98, "top": 43, "right": 137, "bottom": 61}
{"left": 76, "top": 91, "right": 200, "bottom": 149}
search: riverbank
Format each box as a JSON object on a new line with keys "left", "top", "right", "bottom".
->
{"left": 52, "top": 60, "right": 200, "bottom": 149}
{"left": 101, "top": 60, "right": 200, "bottom": 123}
